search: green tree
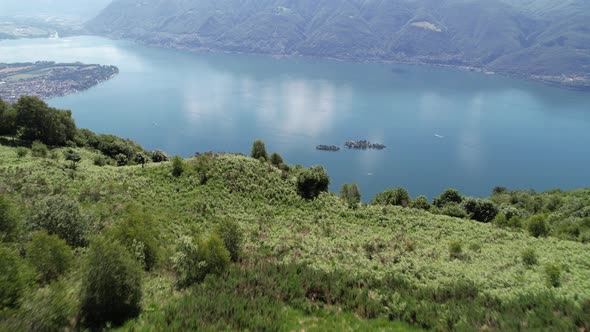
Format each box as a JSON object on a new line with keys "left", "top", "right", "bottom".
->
{"left": 372, "top": 187, "right": 411, "bottom": 207}
{"left": 25, "top": 232, "right": 72, "bottom": 285}
{"left": 463, "top": 198, "right": 498, "bottom": 223}
{"left": 172, "top": 155, "right": 184, "bottom": 177}
{"left": 216, "top": 218, "right": 244, "bottom": 262}
{"left": 296, "top": 166, "right": 330, "bottom": 200}
{"left": 269, "top": 152, "right": 284, "bottom": 167}
{"left": 250, "top": 140, "right": 268, "bottom": 160}
{"left": 411, "top": 196, "right": 431, "bottom": 210}
{"left": 151, "top": 150, "right": 170, "bottom": 162}
{"left": 16, "top": 147, "right": 28, "bottom": 158}
{"left": 340, "top": 183, "right": 361, "bottom": 208}
{"left": 29, "top": 195, "right": 88, "bottom": 247}
{"left": 0, "top": 99, "right": 17, "bottom": 137}
{"left": 135, "top": 152, "right": 150, "bottom": 168}
{"left": 31, "top": 140, "right": 48, "bottom": 158}
{"left": 0, "top": 195, "right": 20, "bottom": 242}
{"left": 15, "top": 96, "right": 76, "bottom": 146}
{"left": 433, "top": 189, "right": 463, "bottom": 207}
{"left": 528, "top": 215, "right": 549, "bottom": 238}
{"left": 0, "top": 246, "right": 27, "bottom": 309}
{"left": 64, "top": 149, "right": 81, "bottom": 169}
{"left": 80, "top": 237, "right": 142, "bottom": 328}
{"left": 172, "top": 235, "right": 230, "bottom": 288}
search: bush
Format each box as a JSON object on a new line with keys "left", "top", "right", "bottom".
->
{"left": 440, "top": 203, "right": 468, "bottom": 219}
{"left": 107, "top": 205, "right": 160, "bottom": 271}
{"left": 463, "top": 198, "right": 498, "bottom": 223}
{"left": 269, "top": 152, "right": 284, "bottom": 167}
{"left": 18, "top": 280, "right": 75, "bottom": 332}
{"left": 372, "top": 187, "right": 410, "bottom": 207}
{"left": 528, "top": 215, "right": 549, "bottom": 238}
{"left": 29, "top": 195, "right": 88, "bottom": 247}
{"left": 545, "top": 264, "right": 561, "bottom": 288}
{"left": 296, "top": 166, "right": 330, "bottom": 200}
{"left": 172, "top": 155, "right": 184, "bottom": 177}
{"left": 115, "top": 153, "right": 128, "bottom": 166}
{"left": 411, "top": 196, "right": 431, "bottom": 210}
{"left": 63, "top": 149, "right": 81, "bottom": 169}
{"left": 25, "top": 232, "right": 72, "bottom": 285}
{"left": 80, "top": 237, "right": 142, "bottom": 328}
{"left": 250, "top": 140, "right": 268, "bottom": 160}
{"left": 31, "top": 141, "right": 48, "bottom": 158}
{"left": 216, "top": 218, "right": 244, "bottom": 262}
{"left": 448, "top": 241, "right": 463, "bottom": 259}
{"left": 521, "top": 248, "right": 538, "bottom": 266}
{"left": 16, "top": 147, "right": 28, "bottom": 158}
{"left": 434, "top": 189, "right": 463, "bottom": 207}
{"left": 135, "top": 152, "right": 150, "bottom": 168}
{"left": 173, "top": 235, "right": 231, "bottom": 288}
{"left": 0, "top": 246, "right": 27, "bottom": 309}
{"left": 0, "top": 195, "right": 20, "bottom": 242}
{"left": 340, "top": 183, "right": 361, "bottom": 208}
{"left": 151, "top": 150, "right": 170, "bottom": 163}
{"left": 93, "top": 154, "right": 108, "bottom": 166}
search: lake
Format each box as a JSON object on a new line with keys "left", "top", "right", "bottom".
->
{"left": 1, "top": 36, "right": 589, "bottom": 200}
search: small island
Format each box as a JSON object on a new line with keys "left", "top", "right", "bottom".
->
{"left": 0, "top": 61, "right": 119, "bottom": 102}
{"left": 345, "top": 140, "right": 386, "bottom": 150}
{"left": 316, "top": 145, "right": 340, "bottom": 151}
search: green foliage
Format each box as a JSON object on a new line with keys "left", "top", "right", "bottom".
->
{"left": 545, "top": 264, "right": 561, "bottom": 288}
{"left": 0, "top": 246, "right": 27, "bottom": 309}
{"left": 0, "top": 99, "right": 17, "bottom": 137}
{"left": 250, "top": 140, "right": 268, "bottom": 160}
{"left": 463, "top": 198, "right": 498, "bottom": 223}
{"left": 296, "top": 166, "right": 330, "bottom": 200}
{"left": 269, "top": 152, "right": 284, "bottom": 167}
{"left": 63, "top": 148, "right": 81, "bottom": 169}
{"left": 0, "top": 195, "right": 20, "bottom": 242}
{"left": 17, "top": 280, "right": 75, "bottom": 332}
{"left": 25, "top": 231, "right": 72, "bottom": 285}
{"left": 107, "top": 205, "right": 160, "bottom": 270}
{"left": 215, "top": 218, "right": 244, "bottom": 262}
{"left": 340, "top": 183, "right": 361, "bottom": 208}
{"left": 372, "top": 187, "right": 411, "bottom": 207}
{"left": 172, "top": 155, "right": 184, "bottom": 177}
{"left": 115, "top": 153, "right": 128, "bottom": 166}
{"left": 448, "top": 241, "right": 463, "bottom": 259}
{"left": 151, "top": 149, "right": 170, "bottom": 162}
{"left": 16, "top": 147, "right": 27, "bottom": 158}
{"left": 439, "top": 203, "right": 468, "bottom": 218}
{"left": 30, "top": 141, "right": 48, "bottom": 158}
{"left": 172, "top": 235, "right": 230, "bottom": 288}
{"left": 135, "top": 152, "right": 150, "bottom": 168}
{"left": 433, "top": 189, "right": 463, "bottom": 207}
{"left": 528, "top": 215, "right": 549, "bottom": 238}
{"left": 14, "top": 96, "right": 76, "bottom": 146}
{"left": 410, "top": 196, "right": 431, "bottom": 210}
{"left": 28, "top": 195, "right": 88, "bottom": 247}
{"left": 521, "top": 248, "right": 538, "bottom": 266}
{"left": 80, "top": 237, "right": 142, "bottom": 328}
{"left": 93, "top": 154, "right": 108, "bottom": 166}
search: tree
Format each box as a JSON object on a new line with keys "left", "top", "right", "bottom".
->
{"left": 463, "top": 198, "right": 498, "bottom": 223}
{"left": 172, "top": 155, "right": 184, "bottom": 177}
{"left": 433, "top": 189, "right": 463, "bottom": 207}
{"left": 64, "top": 149, "right": 81, "bottom": 169}
{"left": 296, "top": 166, "right": 330, "bottom": 200}
{"left": 372, "top": 187, "right": 411, "bottom": 207}
{"left": 0, "top": 195, "right": 20, "bottom": 242}
{"left": 528, "top": 215, "right": 549, "bottom": 238}
{"left": 29, "top": 195, "right": 88, "bottom": 247}
{"left": 0, "top": 246, "right": 27, "bottom": 309}
{"left": 25, "top": 232, "right": 72, "bottom": 285}
{"left": 31, "top": 141, "right": 48, "bottom": 158}
{"left": 250, "top": 140, "right": 268, "bottom": 160}
{"left": 80, "top": 237, "right": 142, "bottom": 328}
{"left": 411, "top": 196, "right": 431, "bottom": 210}
{"left": 269, "top": 152, "right": 284, "bottom": 167}
{"left": 216, "top": 218, "right": 244, "bottom": 262}
{"left": 135, "top": 152, "right": 150, "bottom": 168}
{"left": 151, "top": 150, "right": 170, "bottom": 163}
{"left": 172, "top": 235, "right": 230, "bottom": 288}
{"left": 340, "top": 183, "right": 361, "bottom": 208}
{"left": 0, "top": 99, "right": 17, "bottom": 137}
{"left": 15, "top": 96, "right": 76, "bottom": 146}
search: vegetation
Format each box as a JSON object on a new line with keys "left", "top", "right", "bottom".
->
{"left": 339, "top": 183, "right": 361, "bottom": 208}
{"left": 296, "top": 166, "right": 330, "bottom": 200}
{"left": 250, "top": 139, "right": 268, "bottom": 161}
{"left": 25, "top": 231, "right": 72, "bottom": 285}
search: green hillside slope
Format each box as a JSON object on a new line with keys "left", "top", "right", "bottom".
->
{"left": 87, "top": 0, "right": 590, "bottom": 89}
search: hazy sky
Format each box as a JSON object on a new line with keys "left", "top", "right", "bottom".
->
{"left": 0, "top": 0, "right": 113, "bottom": 19}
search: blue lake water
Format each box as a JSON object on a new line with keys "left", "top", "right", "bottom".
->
{"left": 1, "top": 36, "right": 590, "bottom": 200}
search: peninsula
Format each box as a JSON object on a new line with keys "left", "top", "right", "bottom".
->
{"left": 0, "top": 61, "right": 118, "bottom": 102}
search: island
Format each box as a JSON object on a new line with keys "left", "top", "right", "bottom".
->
{"left": 0, "top": 61, "right": 119, "bottom": 102}
{"left": 316, "top": 145, "right": 340, "bottom": 152}
{"left": 345, "top": 140, "right": 386, "bottom": 150}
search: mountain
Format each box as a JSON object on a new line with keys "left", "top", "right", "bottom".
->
{"left": 87, "top": 0, "right": 590, "bottom": 89}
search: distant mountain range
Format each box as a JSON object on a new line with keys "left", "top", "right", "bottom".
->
{"left": 87, "top": 0, "right": 590, "bottom": 89}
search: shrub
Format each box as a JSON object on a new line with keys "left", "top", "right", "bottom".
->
{"left": 340, "top": 183, "right": 361, "bottom": 208}
{"left": 25, "top": 232, "right": 72, "bottom": 285}
{"left": 448, "top": 241, "right": 463, "bottom": 259}
{"left": 63, "top": 149, "right": 81, "bottom": 169}
{"left": 528, "top": 215, "right": 549, "bottom": 238}
{"left": 0, "top": 246, "right": 27, "bottom": 309}
{"left": 16, "top": 147, "right": 28, "bottom": 158}
{"left": 115, "top": 153, "right": 128, "bottom": 166}
{"left": 31, "top": 140, "right": 48, "bottom": 158}
{"left": 545, "top": 264, "right": 561, "bottom": 288}
{"left": 411, "top": 196, "right": 431, "bottom": 210}
{"left": 151, "top": 150, "right": 170, "bottom": 162}
{"left": 463, "top": 198, "right": 498, "bottom": 223}
{"left": 107, "top": 205, "right": 160, "bottom": 271}
{"left": 173, "top": 235, "right": 231, "bottom": 288}
{"left": 172, "top": 155, "right": 184, "bottom": 177}
{"left": 434, "top": 189, "right": 463, "bottom": 207}
{"left": 250, "top": 140, "right": 268, "bottom": 160}
{"left": 135, "top": 152, "right": 150, "bottom": 168}
{"left": 0, "top": 195, "right": 20, "bottom": 242}
{"left": 93, "top": 154, "right": 108, "bottom": 166}
{"left": 372, "top": 187, "right": 410, "bottom": 207}
{"left": 521, "top": 248, "right": 538, "bottom": 266}
{"left": 296, "top": 166, "right": 330, "bottom": 200}
{"left": 80, "top": 237, "right": 142, "bottom": 328}
{"left": 269, "top": 152, "right": 284, "bottom": 167}
{"left": 440, "top": 203, "right": 468, "bottom": 219}
{"left": 19, "top": 280, "right": 75, "bottom": 332}
{"left": 29, "top": 195, "right": 88, "bottom": 247}
{"left": 216, "top": 218, "right": 244, "bottom": 262}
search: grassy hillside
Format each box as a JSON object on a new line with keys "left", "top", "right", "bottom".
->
{"left": 1, "top": 140, "right": 590, "bottom": 331}
{"left": 87, "top": 0, "right": 590, "bottom": 89}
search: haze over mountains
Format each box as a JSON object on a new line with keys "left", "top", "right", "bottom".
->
{"left": 0, "top": 0, "right": 112, "bottom": 19}
{"left": 87, "top": 0, "right": 590, "bottom": 88}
